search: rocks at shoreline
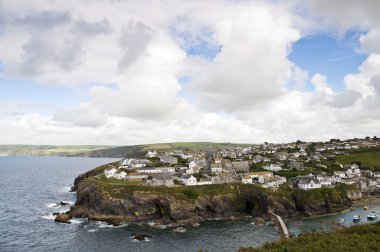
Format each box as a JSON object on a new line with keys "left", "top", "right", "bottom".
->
{"left": 55, "top": 213, "right": 72, "bottom": 224}
{"left": 131, "top": 234, "right": 152, "bottom": 242}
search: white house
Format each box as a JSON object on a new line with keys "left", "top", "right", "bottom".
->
{"left": 184, "top": 175, "right": 197, "bottom": 186}
{"left": 242, "top": 175, "right": 253, "bottom": 184}
{"left": 114, "top": 171, "right": 127, "bottom": 180}
{"left": 264, "top": 164, "right": 283, "bottom": 172}
{"left": 345, "top": 165, "right": 361, "bottom": 178}
{"left": 241, "top": 171, "right": 273, "bottom": 184}
{"left": 179, "top": 174, "right": 197, "bottom": 186}
{"left": 210, "top": 163, "right": 223, "bottom": 174}
{"left": 137, "top": 167, "right": 162, "bottom": 174}
{"left": 334, "top": 171, "right": 346, "bottom": 178}
{"left": 145, "top": 150, "right": 158, "bottom": 158}
{"left": 197, "top": 178, "right": 213, "bottom": 185}
{"left": 214, "top": 158, "right": 223, "bottom": 164}
{"left": 161, "top": 167, "right": 176, "bottom": 173}
{"left": 332, "top": 175, "right": 342, "bottom": 183}
{"left": 104, "top": 168, "right": 118, "bottom": 178}
{"left": 298, "top": 178, "right": 321, "bottom": 190}
{"left": 126, "top": 174, "right": 148, "bottom": 180}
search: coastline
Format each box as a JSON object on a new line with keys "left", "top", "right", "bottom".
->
{"left": 285, "top": 195, "right": 380, "bottom": 222}
{"left": 352, "top": 196, "right": 380, "bottom": 206}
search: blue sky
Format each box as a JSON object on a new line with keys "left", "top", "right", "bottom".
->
{"left": 0, "top": 77, "right": 86, "bottom": 115}
{"left": 289, "top": 31, "right": 367, "bottom": 91}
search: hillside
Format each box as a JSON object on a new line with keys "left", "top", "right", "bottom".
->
{"left": 0, "top": 145, "right": 112, "bottom": 157}
{"left": 336, "top": 147, "right": 380, "bottom": 170}
{"left": 239, "top": 221, "right": 380, "bottom": 252}
{"left": 0, "top": 142, "right": 253, "bottom": 158}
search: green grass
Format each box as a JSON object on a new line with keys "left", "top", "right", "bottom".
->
{"left": 238, "top": 221, "right": 380, "bottom": 252}
{"left": 144, "top": 142, "right": 252, "bottom": 151}
{"left": 84, "top": 176, "right": 261, "bottom": 201}
{"left": 336, "top": 151, "right": 380, "bottom": 168}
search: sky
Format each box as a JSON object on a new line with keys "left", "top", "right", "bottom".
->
{"left": 0, "top": 0, "right": 379, "bottom": 145}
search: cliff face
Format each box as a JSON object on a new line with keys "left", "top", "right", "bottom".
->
{"left": 65, "top": 173, "right": 354, "bottom": 225}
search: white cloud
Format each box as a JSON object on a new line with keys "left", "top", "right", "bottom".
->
{"left": 0, "top": 0, "right": 380, "bottom": 145}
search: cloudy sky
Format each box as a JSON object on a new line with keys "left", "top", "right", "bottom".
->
{"left": 0, "top": 0, "right": 379, "bottom": 145}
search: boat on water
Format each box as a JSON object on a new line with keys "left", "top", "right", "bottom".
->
{"left": 353, "top": 215, "right": 361, "bottom": 222}
{"left": 367, "top": 211, "right": 377, "bottom": 220}
{"left": 338, "top": 218, "right": 344, "bottom": 224}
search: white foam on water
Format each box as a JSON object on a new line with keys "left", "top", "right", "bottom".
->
{"left": 99, "top": 223, "right": 116, "bottom": 229}
{"left": 147, "top": 221, "right": 156, "bottom": 227}
{"left": 47, "top": 203, "right": 58, "bottom": 208}
{"left": 59, "top": 186, "right": 73, "bottom": 194}
{"left": 131, "top": 237, "right": 152, "bottom": 242}
{"left": 87, "top": 229, "right": 97, "bottom": 232}
{"left": 70, "top": 218, "right": 85, "bottom": 225}
{"left": 41, "top": 214, "right": 55, "bottom": 220}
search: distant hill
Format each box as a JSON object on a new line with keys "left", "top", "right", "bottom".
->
{"left": 0, "top": 142, "right": 253, "bottom": 158}
{"left": 0, "top": 145, "right": 112, "bottom": 157}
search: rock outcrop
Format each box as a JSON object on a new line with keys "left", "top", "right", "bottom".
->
{"left": 55, "top": 213, "right": 72, "bottom": 223}
{"left": 65, "top": 169, "right": 354, "bottom": 225}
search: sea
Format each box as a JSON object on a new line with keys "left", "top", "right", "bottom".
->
{"left": 0, "top": 156, "right": 379, "bottom": 252}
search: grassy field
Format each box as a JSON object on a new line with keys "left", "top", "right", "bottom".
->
{"left": 143, "top": 142, "right": 253, "bottom": 151}
{"left": 336, "top": 151, "right": 380, "bottom": 168}
{"left": 239, "top": 221, "right": 380, "bottom": 252}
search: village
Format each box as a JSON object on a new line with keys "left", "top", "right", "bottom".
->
{"left": 103, "top": 137, "right": 380, "bottom": 192}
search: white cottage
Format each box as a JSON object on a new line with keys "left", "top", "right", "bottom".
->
{"left": 114, "top": 171, "right": 127, "bottom": 180}
{"left": 298, "top": 178, "right": 321, "bottom": 190}
{"left": 181, "top": 175, "right": 197, "bottom": 186}
{"left": 104, "top": 168, "right": 118, "bottom": 178}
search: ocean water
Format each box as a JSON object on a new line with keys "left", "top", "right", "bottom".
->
{"left": 0, "top": 156, "right": 280, "bottom": 252}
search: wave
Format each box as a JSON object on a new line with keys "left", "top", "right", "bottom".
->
{"left": 41, "top": 214, "right": 56, "bottom": 220}
{"left": 70, "top": 218, "right": 85, "bottom": 225}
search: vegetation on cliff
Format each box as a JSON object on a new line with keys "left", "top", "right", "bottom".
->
{"left": 239, "top": 221, "right": 380, "bottom": 252}
{"left": 72, "top": 167, "right": 353, "bottom": 226}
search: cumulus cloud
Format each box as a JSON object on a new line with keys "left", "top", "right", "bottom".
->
{"left": 187, "top": 3, "right": 300, "bottom": 112}
{"left": 13, "top": 10, "right": 71, "bottom": 30}
{"left": 53, "top": 105, "right": 109, "bottom": 127}
{"left": 118, "top": 21, "right": 154, "bottom": 70}
{"left": 0, "top": 0, "right": 380, "bottom": 144}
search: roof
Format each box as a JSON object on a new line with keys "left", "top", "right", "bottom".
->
{"left": 232, "top": 161, "right": 250, "bottom": 171}
{"left": 179, "top": 174, "right": 191, "bottom": 179}
{"left": 298, "top": 178, "right": 320, "bottom": 185}
{"left": 248, "top": 171, "right": 273, "bottom": 176}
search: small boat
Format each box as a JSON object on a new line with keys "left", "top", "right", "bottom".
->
{"left": 338, "top": 218, "right": 344, "bottom": 224}
{"left": 364, "top": 206, "right": 369, "bottom": 210}
{"left": 367, "top": 211, "right": 377, "bottom": 220}
{"left": 353, "top": 215, "right": 361, "bottom": 222}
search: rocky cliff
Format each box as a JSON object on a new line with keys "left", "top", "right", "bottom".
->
{"left": 56, "top": 167, "right": 355, "bottom": 225}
